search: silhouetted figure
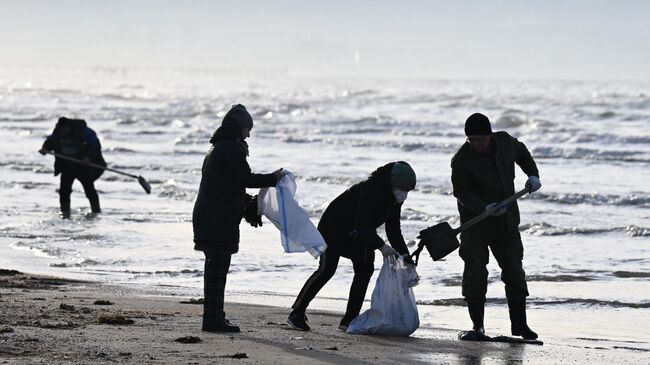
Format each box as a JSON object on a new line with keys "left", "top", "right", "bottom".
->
{"left": 287, "top": 161, "right": 416, "bottom": 332}
{"left": 39, "top": 117, "right": 106, "bottom": 218}
{"left": 451, "top": 113, "right": 541, "bottom": 340}
{"left": 193, "top": 104, "right": 285, "bottom": 333}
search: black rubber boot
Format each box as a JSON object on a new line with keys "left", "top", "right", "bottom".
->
{"left": 60, "top": 198, "right": 71, "bottom": 219}
{"left": 467, "top": 301, "right": 485, "bottom": 334}
{"left": 508, "top": 297, "right": 538, "bottom": 340}
{"left": 89, "top": 197, "right": 101, "bottom": 214}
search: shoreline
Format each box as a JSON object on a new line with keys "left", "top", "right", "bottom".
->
{"left": 1, "top": 269, "right": 647, "bottom": 364}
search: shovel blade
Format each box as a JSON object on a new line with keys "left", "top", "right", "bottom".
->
{"left": 418, "top": 222, "right": 460, "bottom": 261}
{"left": 138, "top": 176, "right": 152, "bottom": 194}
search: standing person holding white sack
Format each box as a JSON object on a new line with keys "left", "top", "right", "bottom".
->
{"left": 287, "top": 161, "right": 417, "bottom": 332}
{"left": 193, "top": 104, "right": 286, "bottom": 333}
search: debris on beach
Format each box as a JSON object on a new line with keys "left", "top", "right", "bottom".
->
{"left": 219, "top": 352, "right": 248, "bottom": 359}
{"left": 294, "top": 346, "right": 313, "bottom": 351}
{"left": 326, "top": 346, "right": 338, "bottom": 351}
{"left": 59, "top": 303, "right": 75, "bottom": 311}
{"left": 97, "top": 314, "right": 134, "bottom": 325}
{"left": 179, "top": 298, "right": 204, "bottom": 304}
{"left": 0, "top": 326, "right": 14, "bottom": 333}
{"left": 93, "top": 300, "right": 114, "bottom": 305}
{"left": 175, "top": 336, "right": 202, "bottom": 344}
{"left": 36, "top": 320, "right": 79, "bottom": 329}
{"left": 0, "top": 269, "right": 20, "bottom": 276}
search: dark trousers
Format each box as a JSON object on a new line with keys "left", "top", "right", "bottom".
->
{"left": 459, "top": 218, "right": 529, "bottom": 304}
{"left": 202, "top": 251, "right": 232, "bottom": 328}
{"left": 59, "top": 171, "right": 100, "bottom": 212}
{"left": 292, "top": 249, "right": 375, "bottom": 322}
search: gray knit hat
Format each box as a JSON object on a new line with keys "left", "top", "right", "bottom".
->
{"left": 390, "top": 161, "right": 416, "bottom": 191}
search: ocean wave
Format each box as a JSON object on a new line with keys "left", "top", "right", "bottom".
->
{"left": 104, "top": 147, "right": 137, "bottom": 154}
{"left": 526, "top": 274, "right": 595, "bottom": 282}
{"left": 520, "top": 222, "right": 614, "bottom": 236}
{"left": 416, "top": 297, "right": 649, "bottom": 309}
{"left": 612, "top": 271, "right": 650, "bottom": 278}
{"left": 531, "top": 192, "right": 650, "bottom": 208}
{"left": 156, "top": 179, "right": 197, "bottom": 201}
{"left": 12, "top": 241, "right": 74, "bottom": 259}
{"left": 521, "top": 222, "right": 650, "bottom": 237}
{"left": 626, "top": 225, "right": 650, "bottom": 237}
{"left": 494, "top": 113, "right": 530, "bottom": 128}
{"left": 533, "top": 146, "right": 650, "bottom": 163}
{"left": 533, "top": 298, "right": 650, "bottom": 309}
{"left": 400, "top": 208, "right": 432, "bottom": 222}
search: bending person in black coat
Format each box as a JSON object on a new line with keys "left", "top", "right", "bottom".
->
{"left": 39, "top": 117, "right": 106, "bottom": 218}
{"left": 193, "top": 104, "right": 285, "bottom": 333}
{"left": 287, "top": 161, "right": 417, "bottom": 332}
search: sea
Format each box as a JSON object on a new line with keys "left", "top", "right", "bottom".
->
{"left": 1, "top": 68, "right": 648, "bottom": 360}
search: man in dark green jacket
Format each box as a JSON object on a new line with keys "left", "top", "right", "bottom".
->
{"left": 287, "top": 161, "right": 416, "bottom": 332}
{"left": 193, "top": 104, "right": 285, "bottom": 333}
{"left": 451, "top": 113, "right": 541, "bottom": 340}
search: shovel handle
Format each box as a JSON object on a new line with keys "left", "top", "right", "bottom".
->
{"left": 43, "top": 151, "right": 138, "bottom": 179}
{"left": 456, "top": 187, "right": 530, "bottom": 234}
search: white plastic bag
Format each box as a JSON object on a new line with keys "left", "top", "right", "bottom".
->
{"left": 346, "top": 256, "right": 420, "bottom": 336}
{"left": 258, "top": 171, "right": 327, "bottom": 258}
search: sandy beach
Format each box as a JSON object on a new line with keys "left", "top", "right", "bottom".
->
{"left": 1, "top": 269, "right": 646, "bottom": 365}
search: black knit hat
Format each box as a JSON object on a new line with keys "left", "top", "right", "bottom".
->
{"left": 222, "top": 104, "right": 253, "bottom": 129}
{"left": 464, "top": 113, "right": 492, "bottom": 136}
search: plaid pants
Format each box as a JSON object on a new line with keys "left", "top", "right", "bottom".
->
{"left": 202, "top": 251, "right": 232, "bottom": 328}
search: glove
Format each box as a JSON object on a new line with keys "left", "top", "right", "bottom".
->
{"left": 401, "top": 254, "right": 415, "bottom": 266}
{"left": 39, "top": 148, "right": 48, "bottom": 155}
{"left": 379, "top": 244, "right": 399, "bottom": 258}
{"left": 243, "top": 195, "right": 263, "bottom": 228}
{"left": 525, "top": 176, "right": 542, "bottom": 193}
{"left": 486, "top": 202, "right": 507, "bottom": 216}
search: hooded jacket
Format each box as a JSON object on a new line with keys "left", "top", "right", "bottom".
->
{"left": 192, "top": 117, "right": 277, "bottom": 253}
{"left": 317, "top": 162, "right": 410, "bottom": 260}
{"left": 41, "top": 118, "right": 106, "bottom": 180}
{"left": 451, "top": 131, "right": 539, "bottom": 231}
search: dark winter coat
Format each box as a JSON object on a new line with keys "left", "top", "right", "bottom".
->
{"left": 192, "top": 120, "right": 277, "bottom": 254}
{"left": 317, "top": 162, "right": 409, "bottom": 260}
{"left": 451, "top": 131, "right": 539, "bottom": 231}
{"left": 41, "top": 118, "right": 106, "bottom": 181}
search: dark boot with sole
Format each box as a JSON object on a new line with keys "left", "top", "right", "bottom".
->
{"left": 60, "top": 198, "right": 71, "bottom": 219}
{"left": 508, "top": 296, "right": 538, "bottom": 340}
{"left": 203, "top": 318, "right": 240, "bottom": 333}
{"left": 89, "top": 197, "right": 101, "bottom": 214}
{"left": 287, "top": 311, "right": 310, "bottom": 331}
{"left": 459, "top": 301, "right": 489, "bottom": 341}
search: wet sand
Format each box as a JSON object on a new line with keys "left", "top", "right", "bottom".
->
{"left": 0, "top": 269, "right": 644, "bottom": 364}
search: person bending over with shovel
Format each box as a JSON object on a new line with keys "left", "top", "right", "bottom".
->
{"left": 287, "top": 161, "right": 416, "bottom": 332}
{"left": 451, "top": 113, "right": 542, "bottom": 340}
{"left": 39, "top": 117, "right": 106, "bottom": 218}
{"left": 193, "top": 104, "right": 285, "bottom": 333}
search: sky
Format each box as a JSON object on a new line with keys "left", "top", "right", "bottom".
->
{"left": 1, "top": 0, "right": 649, "bottom": 79}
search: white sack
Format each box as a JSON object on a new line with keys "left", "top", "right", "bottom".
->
{"left": 258, "top": 172, "right": 327, "bottom": 258}
{"left": 346, "top": 256, "right": 420, "bottom": 336}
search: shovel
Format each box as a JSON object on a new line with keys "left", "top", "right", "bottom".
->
{"left": 42, "top": 151, "right": 152, "bottom": 194}
{"left": 410, "top": 187, "right": 530, "bottom": 265}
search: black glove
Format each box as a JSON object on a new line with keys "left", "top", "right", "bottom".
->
{"left": 243, "top": 195, "right": 263, "bottom": 228}
{"left": 402, "top": 254, "right": 415, "bottom": 266}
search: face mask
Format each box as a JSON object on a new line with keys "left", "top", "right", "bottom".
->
{"left": 393, "top": 188, "right": 409, "bottom": 204}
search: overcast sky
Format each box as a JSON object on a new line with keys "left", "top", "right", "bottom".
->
{"left": 1, "top": 0, "right": 649, "bottom": 79}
